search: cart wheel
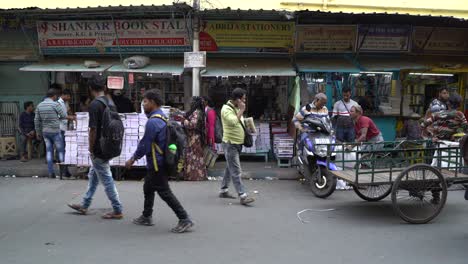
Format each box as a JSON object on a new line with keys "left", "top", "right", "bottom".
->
{"left": 391, "top": 164, "right": 447, "bottom": 224}
{"left": 353, "top": 184, "right": 392, "bottom": 202}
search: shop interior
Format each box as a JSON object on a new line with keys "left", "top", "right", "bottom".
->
{"left": 201, "top": 75, "right": 290, "bottom": 122}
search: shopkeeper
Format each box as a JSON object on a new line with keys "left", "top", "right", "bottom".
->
{"left": 112, "top": 90, "right": 135, "bottom": 113}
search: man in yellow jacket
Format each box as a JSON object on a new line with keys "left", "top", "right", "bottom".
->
{"left": 219, "top": 88, "right": 255, "bottom": 206}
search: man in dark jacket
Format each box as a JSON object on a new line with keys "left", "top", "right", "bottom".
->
{"left": 125, "top": 89, "right": 194, "bottom": 233}
{"left": 18, "top": 101, "right": 36, "bottom": 162}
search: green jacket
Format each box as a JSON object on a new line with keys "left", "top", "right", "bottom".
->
{"left": 221, "top": 100, "right": 245, "bottom": 144}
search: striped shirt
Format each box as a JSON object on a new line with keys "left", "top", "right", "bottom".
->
{"left": 293, "top": 102, "right": 330, "bottom": 128}
{"left": 34, "top": 98, "right": 67, "bottom": 135}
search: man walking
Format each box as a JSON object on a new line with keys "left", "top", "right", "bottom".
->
{"left": 18, "top": 101, "right": 36, "bottom": 162}
{"left": 58, "top": 88, "right": 76, "bottom": 178}
{"left": 219, "top": 88, "right": 255, "bottom": 205}
{"left": 68, "top": 80, "right": 123, "bottom": 219}
{"left": 35, "top": 88, "right": 67, "bottom": 178}
{"left": 332, "top": 88, "right": 358, "bottom": 142}
{"left": 125, "top": 89, "right": 194, "bottom": 233}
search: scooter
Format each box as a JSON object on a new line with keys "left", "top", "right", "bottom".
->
{"left": 294, "top": 116, "right": 338, "bottom": 198}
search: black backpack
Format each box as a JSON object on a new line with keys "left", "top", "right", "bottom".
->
{"left": 150, "top": 114, "right": 187, "bottom": 173}
{"left": 96, "top": 97, "right": 124, "bottom": 160}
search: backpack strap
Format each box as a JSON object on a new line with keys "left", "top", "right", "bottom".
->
{"left": 149, "top": 114, "right": 167, "bottom": 172}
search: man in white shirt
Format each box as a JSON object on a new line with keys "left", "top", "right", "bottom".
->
{"left": 332, "top": 88, "right": 358, "bottom": 143}
{"left": 57, "top": 88, "right": 76, "bottom": 179}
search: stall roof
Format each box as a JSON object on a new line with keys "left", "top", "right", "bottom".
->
{"left": 357, "top": 56, "right": 430, "bottom": 71}
{"left": 107, "top": 59, "right": 184, "bottom": 75}
{"left": 201, "top": 58, "right": 296, "bottom": 77}
{"left": 296, "top": 57, "right": 359, "bottom": 73}
{"left": 19, "top": 59, "right": 114, "bottom": 72}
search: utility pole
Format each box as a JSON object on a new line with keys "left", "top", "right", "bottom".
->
{"left": 192, "top": 0, "right": 201, "bottom": 96}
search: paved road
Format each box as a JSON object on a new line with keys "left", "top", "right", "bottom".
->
{"left": 0, "top": 177, "right": 467, "bottom": 264}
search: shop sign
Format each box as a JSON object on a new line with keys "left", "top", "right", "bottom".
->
{"left": 184, "top": 51, "right": 206, "bottom": 68}
{"left": 37, "top": 19, "right": 191, "bottom": 55}
{"left": 200, "top": 20, "right": 295, "bottom": 53}
{"left": 107, "top": 76, "right": 124, "bottom": 90}
{"left": 357, "top": 25, "right": 411, "bottom": 52}
{"left": 295, "top": 25, "right": 356, "bottom": 53}
{"left": 412, "top": 27, "right": 468, "bottom": 55}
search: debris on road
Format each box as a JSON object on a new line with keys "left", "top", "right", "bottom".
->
{"left": 297, "top": 208, "right": 336, "bottom": 224}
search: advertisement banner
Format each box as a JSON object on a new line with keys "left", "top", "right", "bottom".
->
{"left": 357, "top": 25, "right": 411, "bottom": 52}
{"left": 412, "top": 27, "right": 468, "bottom": 55}
{"left": 295, "top": 25, "right": 356, "bottom": 53}
{"left": 200, "top": 20, "right": 295, "bottom": 53}
{"left": 37, "top": 20, "right": 190, "bottom": 55}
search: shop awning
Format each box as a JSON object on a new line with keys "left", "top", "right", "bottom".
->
{"left": 358, "top": 57, "right": 429, "bottom": 72}
{"left": 107, "top": 59, "right": 184, "bottom": 75}
{"left": 296, "top": 57, "right": 360, "bottom": 73}
{"left": 201, "top": 58, "right": 296, "bottom": 77}
{"left": 19, "top": 59, "right": 114, "bottom": 72}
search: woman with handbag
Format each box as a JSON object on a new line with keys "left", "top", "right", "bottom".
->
{"left": 182, "top": 96, "right": 208, "bottom": 181}
{"left": 219, "top": 88, "right": 255, "bottom": 206}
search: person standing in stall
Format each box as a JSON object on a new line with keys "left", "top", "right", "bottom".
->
{"left": 332, "top": 87, "right": 358, "bottom": 143}
{"left": 57, "top": 88, "right": 76, "bottom": 179}
{"left": 18, "top": 101, "right": 36, "bottom": 162}
{"left": 182, "top": 96, "right": 208, "bottom": 181}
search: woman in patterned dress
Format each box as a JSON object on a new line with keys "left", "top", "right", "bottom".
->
{"left": 183, "top": 97, "right": 207, "bottom": 181}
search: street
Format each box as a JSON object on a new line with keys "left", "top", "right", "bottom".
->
{"left": 0, "top": 177, "right": 467, "bottom": 264}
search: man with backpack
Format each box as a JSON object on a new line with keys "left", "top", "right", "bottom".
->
{"left": 125, "top": 89, "right": 194, "bottom": 233}
{"left": 68, "top": 80, "right": 123, "bottom": 220}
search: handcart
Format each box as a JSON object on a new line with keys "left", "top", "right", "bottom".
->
{"left": 322, "top": 140, "right": 468, "bottom": 224}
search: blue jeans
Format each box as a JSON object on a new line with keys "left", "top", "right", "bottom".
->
{"left": 43, "top": 132, "right": 64, "bottom": 175}
{"left": 336, "top": 126, "right": 355, "bottom": 143}
{"left": 221, "top": 143, "right": 246, "bottom": 195}
{"left": 82, "top": 157, "right": 123, "bottom": 214}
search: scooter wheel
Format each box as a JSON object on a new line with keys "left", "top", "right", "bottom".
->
{"left": 308, "top": 166, "right": 337, "bottom": 198}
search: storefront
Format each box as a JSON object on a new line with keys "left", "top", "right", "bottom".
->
{"left": 106, "top": 58, "right": 188, "bottom": 112}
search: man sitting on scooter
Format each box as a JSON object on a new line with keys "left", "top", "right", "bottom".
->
{"left": 292, "top": 93, "right": 330, "bottom": 152}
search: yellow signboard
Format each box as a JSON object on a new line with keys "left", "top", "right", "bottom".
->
{"left": 200, "top": 20, "right": 295, "bottom": 53}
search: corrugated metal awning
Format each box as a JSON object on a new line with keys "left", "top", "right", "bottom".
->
{"left": 19, "top": 59, "right": 114, "bottom": 72}
{"left": 107, "top": 59, "right": 184, "bottom": 75}
{"left": 201, "top": 58, "right": 296, "bottom": 77}
{"left": 296, "top": 57, "right": 360, "bottom": 73}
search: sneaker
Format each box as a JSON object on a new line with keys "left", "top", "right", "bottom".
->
{"left": 240, "top": 196, "right": 255, "bottom": 205}
{"left": 219, "top": 192, "right": 236, "bottom": 199}
{"left": 67, "top": 203, "right": 87, "bottom": 215}
{"left": 20, "top": 156, "right": 28, "bottom": 162}
{"left": 171, "top": 219, "right": 194, "bottom": 233}
{"left": 102, "top": 212, "right": 124, "bottom": 220}
{"left": 132, "top": 215, "right": 154, "bottom": 226}
{"left": 48, "top": 173, "right": 56, "bottom": 179}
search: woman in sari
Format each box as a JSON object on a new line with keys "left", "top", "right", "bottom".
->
{"left": 183, "top": 96, "right": 207, "bottom": 181}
